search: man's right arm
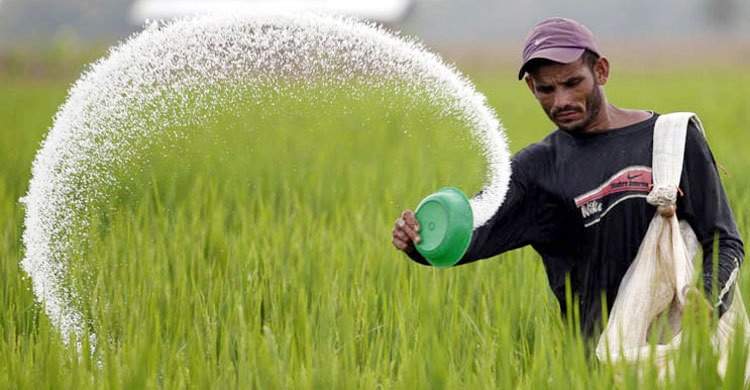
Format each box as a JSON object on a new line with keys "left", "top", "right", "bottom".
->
{"left": 392, "top": 158, "right": 542, "bottom": 266}
{"left": 455, "top": 166, "right": 539, "bottom": 266}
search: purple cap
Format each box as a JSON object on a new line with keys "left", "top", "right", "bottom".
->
{"left": 518, "top": 17, "right": 600, "bottom": 80}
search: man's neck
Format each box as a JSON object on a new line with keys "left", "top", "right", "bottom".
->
{"left": 586, "top": 104, "right": 652, "bottom": 132}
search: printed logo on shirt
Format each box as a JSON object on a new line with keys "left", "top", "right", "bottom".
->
{"left": 574, "top": 166, "right": 652, "bottom": 227}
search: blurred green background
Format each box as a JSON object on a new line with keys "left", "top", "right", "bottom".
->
{"left": 1, "top": 2, "right": 750, "bottom": 388}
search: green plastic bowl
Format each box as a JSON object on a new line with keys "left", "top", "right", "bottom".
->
{"left": 414, "top": 187, "right": 473, "bottom": 268}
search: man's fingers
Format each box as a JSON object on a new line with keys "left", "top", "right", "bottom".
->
{"left": 398, "top": 210, "right": 421, "bottom": 243}
{"left": 394, "top": 219, "right": 421, "bottom": 244}
{"left": 392, "top": 235, "right": 414, "bottom": 253}
{"left": 402, "top": 210, "right": 420, "bottom": 232}
{"left": 392, "top": 236, "right": 407, "bottom": 250}
{"left": 392, "top": 226, "right": 410, "bottom": 242}
{"left": 393, "top": 212, "right": 422, "bottom": 249}
{"left": 395, "top": 217, "right": 421, "bottom": 244}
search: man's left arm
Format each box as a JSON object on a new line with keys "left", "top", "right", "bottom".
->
{"left": 677, "top": 122, "right": 745, "bottom": 316}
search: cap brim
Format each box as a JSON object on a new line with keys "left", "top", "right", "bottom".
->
{"left": 517, "top": 47, "right": 585, "bottom": 80}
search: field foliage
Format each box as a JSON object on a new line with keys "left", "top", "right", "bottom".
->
{"left": 1, "top": 56, "right": 750, "bottom": 388}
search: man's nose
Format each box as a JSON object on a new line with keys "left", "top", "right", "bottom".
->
{"left": 553, "top": 89, "right": 573, "bottom": 109}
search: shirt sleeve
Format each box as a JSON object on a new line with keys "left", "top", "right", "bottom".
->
{"left": 456, "top": 160, "right": 540, "bottom": 265}
{"left": 677, "top": 122, "right": 745, "bottom": 315}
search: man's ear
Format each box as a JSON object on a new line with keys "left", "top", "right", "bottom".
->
{"left": 525, "top": 75, "right": 536, "bottom": 94}
{"left": 594, "top": 57, "right": 610, "bottom": 85}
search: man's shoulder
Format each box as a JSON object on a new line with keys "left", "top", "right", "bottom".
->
{"left": 655, "top": 112, "right": 708, "bottom": 145}
{"left": 513, "top": 130, "right": 566, "bottom": 164}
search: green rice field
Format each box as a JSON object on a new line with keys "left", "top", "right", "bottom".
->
{"left": 1, "top": 53, "right": 750, "bottom": 388}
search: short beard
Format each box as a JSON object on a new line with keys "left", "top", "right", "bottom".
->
{"left": 557, "top": 85, "right": 603, "bottom": 133}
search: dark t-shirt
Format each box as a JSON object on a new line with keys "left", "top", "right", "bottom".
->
{"left": 408, "top": 113, "right": 744, "bottom": 336}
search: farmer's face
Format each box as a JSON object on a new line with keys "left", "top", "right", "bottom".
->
{"left": 525, "top": 57, "right": 608, "bottom": 133}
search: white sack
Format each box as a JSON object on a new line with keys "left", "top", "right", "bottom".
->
{"left": 594, "top": 112, "right": 750, "bottom": 382}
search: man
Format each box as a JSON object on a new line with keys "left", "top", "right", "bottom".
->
{"left": 391, "top": 17, "right": 744, "bottom": 337}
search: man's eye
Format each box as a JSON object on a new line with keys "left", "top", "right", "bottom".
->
{"left": 537, "top": 86, "right": 554, "bottom": 93}
{"left": 565, "top": 79, "right": 581, "bottom": 87}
